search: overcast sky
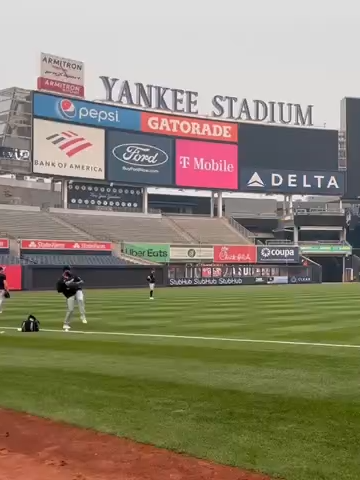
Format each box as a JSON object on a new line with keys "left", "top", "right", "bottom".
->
{"left": 2, "top": 0, "right": 358, "bottom": 129}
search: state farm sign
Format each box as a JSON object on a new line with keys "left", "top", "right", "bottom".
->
{"left": 20, "top": 240, "right": 112, "bottom": 251}
{"left": 213, "top": 245, "right": 257, "bottom": 263}
{"left": 0, "top": 239, "right": 9, "bottom": 249}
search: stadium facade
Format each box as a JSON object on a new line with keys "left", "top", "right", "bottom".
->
{"left": 1, "top": 54, "right": 360, "bottom": 285}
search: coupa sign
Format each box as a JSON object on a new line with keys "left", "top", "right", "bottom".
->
{"left": 257, "top": 246, "right": 300, "bottom": 263}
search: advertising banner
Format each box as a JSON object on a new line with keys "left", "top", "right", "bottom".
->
{"left": 20, "top": 240, "right": 112, "bottom": 251}
{"left": 175, "top": 140, "right": 238, "bottom": 190}
{"left": 237, "top": 123, "right": 339, "bottom": 171}
{"left": 170, "top": 246, "right": 214, "bottom": 261}
{"left": 0, "top": 265, "right": 22, "bottom": 290}
{"left": 124, "top": 243, "right": 170, "bottom": 262}
{"left": 213, "top": 245, "right": 257, "bottom": 263}
{"left": 257, "top": 246, "right": 299, "bottom": 263}
{"left": 289, "top": 275, "right": 312, "bottom": 284}
{"left": 0, "top": 147, "right": 30, "bottom": 161}
{"left": 68, "top": 182, "right": 142, "bottom": 210}
{"left": 0, "top": 239, "right": 9, "bottom": 249}
{"left": 33, "top": 93, "right": 141, "bottom": 131}
{"left": 106, "top": 130, "right": 173, "bottom": 186}
{"left": 141, "top": 112, "right": 238, "bottom": 142}
{"left": 300, "top": 244, "right": 352, "bottom": 255}
{"left": 32, "top": 119, "right": 105, "bottom": 179}
{"left": 38, "top": 53, "right": 85, "bottom": 98}
{"left": 168, "top": 277, "right": 258, "bottom": 287}
{"left": 240, "top": 168, "right": 345, "bottom": 195}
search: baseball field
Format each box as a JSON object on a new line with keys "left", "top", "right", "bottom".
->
{"left": 0, "top": 284, "right": 359, "bottom": 480}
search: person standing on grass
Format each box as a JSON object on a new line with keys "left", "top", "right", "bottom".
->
{"left": 0, "top": 266, "right": 9, "bottom": 313}
{"left": 147, "top": 269, "right": 155, "bottom": 300}
{"left": 56, "top": 266, "right": 87, "bottom": 331}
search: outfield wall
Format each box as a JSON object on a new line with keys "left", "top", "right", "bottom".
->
{"left": 6, "top": 263, "right": 320, "bottom": 291}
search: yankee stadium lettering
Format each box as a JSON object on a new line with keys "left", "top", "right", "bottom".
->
{"left": 100, "top": 77, "right": 314, "bottom": 126}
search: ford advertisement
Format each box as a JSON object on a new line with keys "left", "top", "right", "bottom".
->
{"left": 105, "top": 130, "right": 174, "bottom": 186}
{"left": 33, "top": 92, "right": 141, "bottom": 131}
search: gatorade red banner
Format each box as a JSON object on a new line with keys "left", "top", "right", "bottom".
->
{"left": 0, "top": 265, "right": 22, "bottom": 290}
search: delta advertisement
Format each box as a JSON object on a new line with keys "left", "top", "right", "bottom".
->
{"left": 32, "top": 91, "right": 339, "bottom": 193}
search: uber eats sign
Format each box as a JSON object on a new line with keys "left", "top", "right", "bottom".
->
{"left": 123, "top": 243, "right": 170, "bottom": 262}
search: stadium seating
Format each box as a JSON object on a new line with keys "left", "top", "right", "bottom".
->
{"left": 21, "top": 254, "right": 127, "bottom": 266}
{"left": 0, "top": 207, "right": 91, "bottom": 240}
{"left": 168, "top": 216, "right": 251, "bottom": 244}
{"left": 0, "top": 254, "right": 31, "bottom": 265}
{"left": 52, "top": 211, "right": 189, "bottom": 243}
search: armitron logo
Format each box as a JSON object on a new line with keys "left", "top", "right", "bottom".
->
{"left": 112, "top": 144, "right": 168, "bottom": 168}
{"left": 58, "top": 99, "right": 77, "bottom": 120}
{"left": 46, "top": 131, "right": 93, "bottom": 158}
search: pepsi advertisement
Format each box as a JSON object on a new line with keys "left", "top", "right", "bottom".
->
{"left": 33, "top": 92, "right": 141, "bottom": 131}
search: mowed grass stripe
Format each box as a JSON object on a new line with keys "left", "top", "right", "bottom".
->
{"left": 1, "top": 285, "right": 360, "bottom": 480}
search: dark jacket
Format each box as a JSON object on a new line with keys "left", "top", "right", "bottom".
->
{"left": 56, "top": 272, "right": 83, "bottom": 298}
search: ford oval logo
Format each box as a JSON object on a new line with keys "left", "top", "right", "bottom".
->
{"left": 112, "top": 143, "right": 168, "bottom": 168}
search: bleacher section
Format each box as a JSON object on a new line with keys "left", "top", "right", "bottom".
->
{"left": 0, "top": 206, "right": 250, "bottom": 248}
{"left": 0, "top": 207, "right": 91, "bottom": 240}
{"left": 168, "top": 216, "right": 251, "bottom": 244}
{"left": 52, "top": 211, "right": 190, "bottom": 243}
{"left": 0, "top": 254, "right": 31, "bottom": 265}
{"left": 22, "top": 254, "right": 127, "bottom": 266}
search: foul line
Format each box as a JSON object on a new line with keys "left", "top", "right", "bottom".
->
{"left": 1, "top": 326, "right": 360, "bottom": 349}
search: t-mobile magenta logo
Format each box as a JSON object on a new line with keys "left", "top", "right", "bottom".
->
{"left": 179, "top": 156, "right": 191, "bottom": 168}
{"left": 179, "top": 156, "right": 234, "bottom": 172}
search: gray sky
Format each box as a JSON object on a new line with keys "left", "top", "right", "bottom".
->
{"left": 2, "top": 0, "right": 358, "bottom": 129}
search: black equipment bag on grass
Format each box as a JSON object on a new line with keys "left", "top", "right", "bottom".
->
{"left": 21, "top": 315, "right": 40, "bottom": 332}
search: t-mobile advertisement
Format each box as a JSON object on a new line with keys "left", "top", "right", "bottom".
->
{"left": 175, "top": 140, "right": 238, "bottom": 190}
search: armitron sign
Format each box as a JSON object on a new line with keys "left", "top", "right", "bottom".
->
{"left": 20, "top": 240, "right": 112, "bottom": 251}
{"left": 99, "top": 76, "right": 314, "bottom": 126}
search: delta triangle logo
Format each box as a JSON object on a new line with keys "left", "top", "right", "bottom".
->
{"left": 247, "top": 172, "right": 265, "bottom": 187}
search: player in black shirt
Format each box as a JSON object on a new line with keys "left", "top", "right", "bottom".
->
{"left": 56, "top": 266, "right": 87, "bottom": 331}
{"left": 0, "top": 266, "right": 9, "bottom": 313}
{"left": 147, "top": 270, "right": 155, "bottom": 300}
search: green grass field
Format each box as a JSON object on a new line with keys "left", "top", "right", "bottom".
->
{"left": 1, "top": 284, "right": 360, "bottom": 480}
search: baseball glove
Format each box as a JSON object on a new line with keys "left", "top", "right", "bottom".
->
{"left": 4, "top": 290, "right": 10, "bottom": 299}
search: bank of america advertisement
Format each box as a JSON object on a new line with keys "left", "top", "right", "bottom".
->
{"left": 32, "top": 119, "right": 105, "bottom": 179}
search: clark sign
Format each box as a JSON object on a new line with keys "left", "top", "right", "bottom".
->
{"left": 99, "top": 77, "right": 314, "bottom": 126}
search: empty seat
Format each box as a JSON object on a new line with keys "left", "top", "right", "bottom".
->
{"left": 53, "top": 212, "right": 188, "bottom": 243}
{"left": 169, "top": 216, "right": 250, "bottom": 244}
{"left": 0, "top": 208, "right": 91, "bottom": 240}
{"left": 21, "top": 254, "right": 128, "bottom": 266}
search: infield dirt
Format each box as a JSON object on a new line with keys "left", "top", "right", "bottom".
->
{"left": 0, "top": 409, "right": 274, "bottom": 480}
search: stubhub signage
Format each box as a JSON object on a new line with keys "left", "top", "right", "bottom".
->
{"left": 33, "top": 93, "right": 141, "bottom": 131}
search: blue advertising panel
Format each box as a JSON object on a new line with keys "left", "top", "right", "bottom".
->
{"left": 237, "top": 123, "right": 339, "bottom": 171}
{"left": 33, "top": 93, "right": 141, "bottom": 131}
{"left": 239, "top": 168, "right": 345, "bottom": 195}
{"left": 106, "top": 130, "right": 174, "bottom": 186}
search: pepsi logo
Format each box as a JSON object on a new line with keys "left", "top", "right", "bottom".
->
{"left": 58, "top": 99, "right": 76, "bottom": 119}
